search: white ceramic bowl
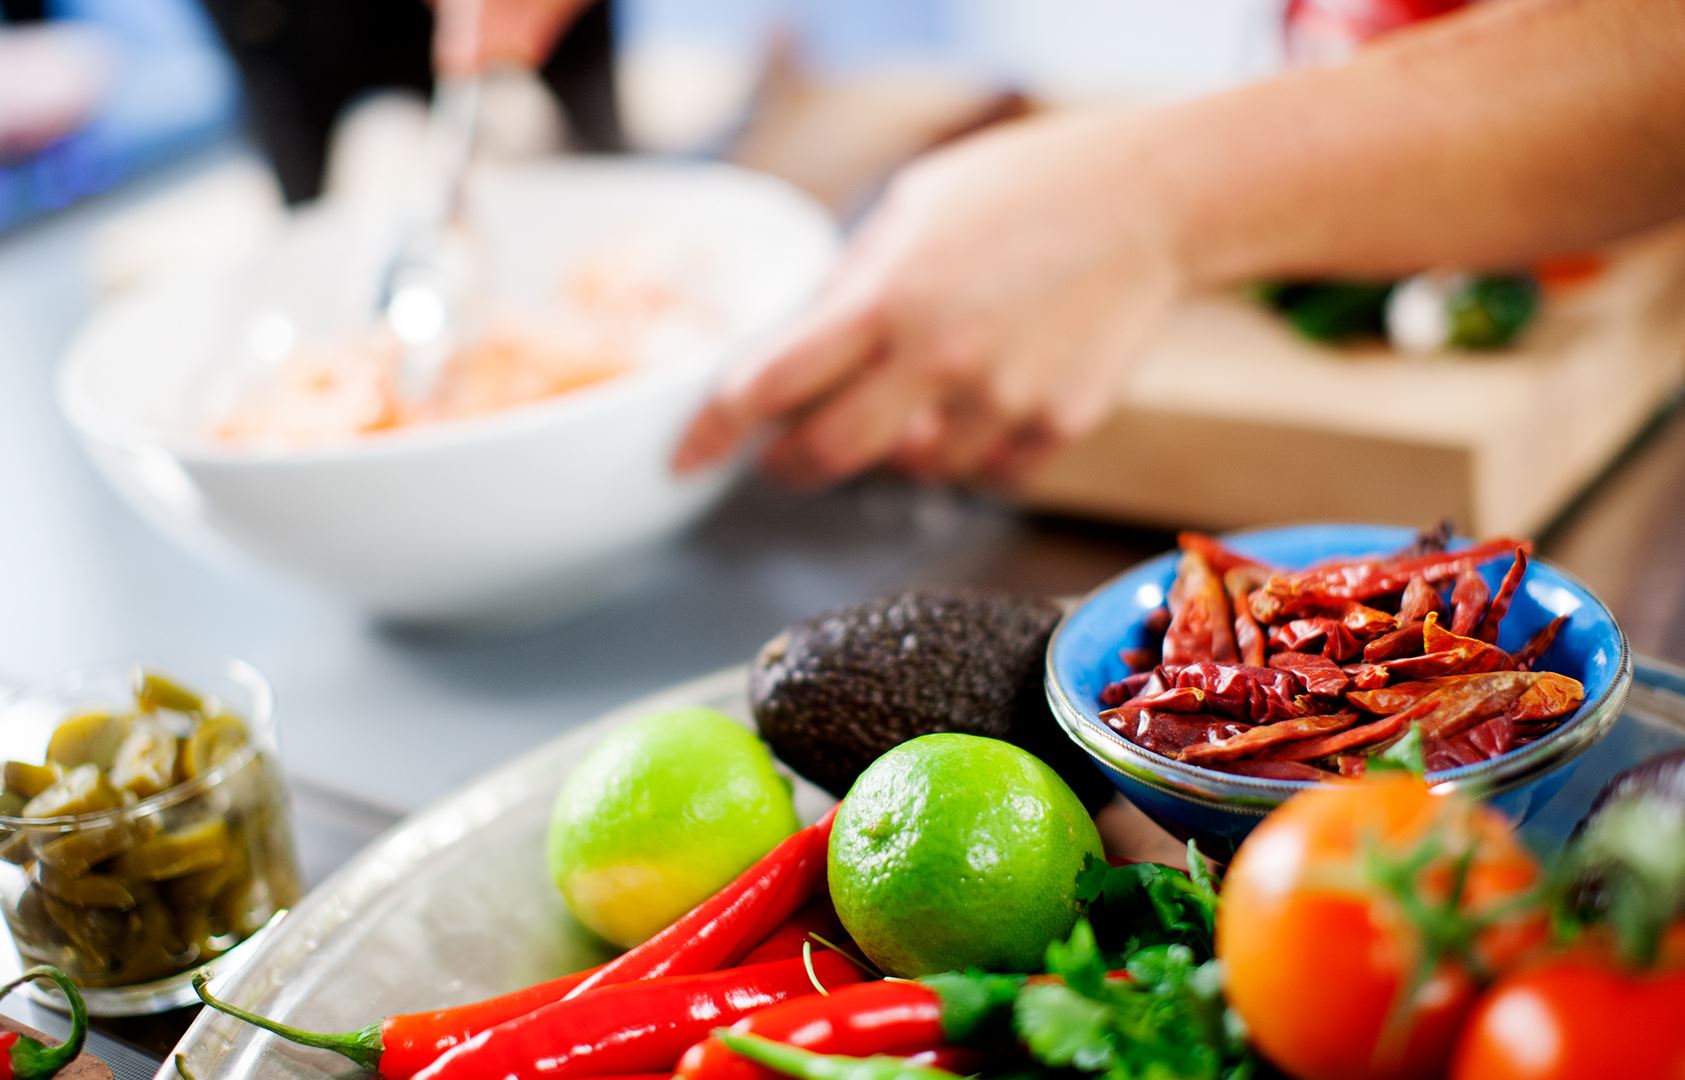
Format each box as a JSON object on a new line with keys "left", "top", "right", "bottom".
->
{"left": 59, "top": 159, "right": 837, "bottom": 625}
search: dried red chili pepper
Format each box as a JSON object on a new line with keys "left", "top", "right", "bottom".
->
{"left": 1259, "top": 537, "right": 1526, "bottom": 615}
{"left": 1267, "top": 711, "right": 1413, "bottom": 762}
{"left": 1362, "top": 621, "right": 1426, "bottom": 663}
{"left": 1450, "top": 568, "right": 1491, "bottom": 637}
{"left": 1475, "top": 548, "right": 1528, "bottom": 643}
{"left": 1227, "top": 569, "right": 1269, "bottom": 669}
{"left": 1115, "top": 711, "right": 1251, "bottom": 756}
{"left": 1164, "top": 552, "right": 1239, "bottom": 665}
{"left": 1268, "top": 618, "right": 1364, "bottom": 662}
{"left": 1507, "top": 671, "right": 1584, "bottom": 721}
{"left": 1178, "top": 532, "right": 1272, "bottom": 576}
{"left": 1109, "top": 686, "right": 1209, "bottom": 715}
{"left": 1268, "top": 652, "right": 1351, "bottom": 697}
{"left": 1177, "top": 711, "right": 1358, "bottom": 765}
{"left": 1513, "top": 615, "right": 1568, "bottom": 669}
{"left": 1162, "top": 662, "right": 1306, "bottom": 722}
{"left": 1099, "top": 671, "right": 1156, "bottom": 707}
{"left": 1364, "top": 613, "right": 1516, "bottom": 681}
{"left": 1346, "top": 663, "right": 1390, "bottom": 690}
{"left": 1398, "top": 575, "right": 1444, "bottom": 625}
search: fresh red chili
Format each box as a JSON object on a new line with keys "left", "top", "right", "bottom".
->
{"left": 414, "top": 953, "right": 866, "bottom": 1080}
{"left": 194, "top": 962, "right": 604, "bottom": 1077}
{"left": 739, "top": 900, "right": 847, "bottom": 966}
{"left": 564, "top": 810, "right": 836, "bottom": 1000}
{"left": 675, "top": 980, "right": 944, "bottom": 1080}
{"left": 0, "top": 967, "right": 87, "bottom": 1080}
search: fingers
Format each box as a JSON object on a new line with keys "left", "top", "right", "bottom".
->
{"left": 673, "top": 292, "right": 881, "bottom": 473}
{"left": 757, "top": 361, "right": 928, "bottom": 488}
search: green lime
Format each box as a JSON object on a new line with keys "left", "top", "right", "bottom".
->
{"left": 547, "top": 707, "right": 798, "bottom": 948}
{"left": 828, "top": 733, "right": 1103, "bottom": 976}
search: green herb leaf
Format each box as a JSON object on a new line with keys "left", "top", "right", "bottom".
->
{"left": 1012, "top": 925, "right": 1257, "bottom": 1080}
{"left": 1016, "top": 983, "right": 1118, "bottom": 1073}
{"left": 920, "top": 971, "right": 1025, "bottom": 1043}
{"left": 1371, "top": 723, "right": 1426, "bottom": 777}
{"left": 1076, "top": 854, "right": 1218, "bottom": 960}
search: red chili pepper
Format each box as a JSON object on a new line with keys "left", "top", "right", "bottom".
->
{"left": 564, "top": 810, "right": 836, "bottom": 1000}
{"left": 1361, "top": 621, "right": 1426, "bottom": 663}
{"left": 1397, "top": 575, "right": 1444, "bottom": 626}
{"left": 1262, "top": 537, "right": 1526, "bottom": 613}
{"left": 0, "top": 968, "right": 87, "bottom": 1080}
{"left": 193, "top": 816, "right": 835, "bottom": 1078}
{"left": 1177, "top": 711, "right": 1358, "bottom": 766}
{"left": 1475, "top": 547, "right": 1528, "bottom": 643}
{"left": 1450, "top": 567, "right": 1491, "bottom": 637}
{"left": 675, "top": 980, "right": 945, "bottom": 1080}
{"left": 414, "top": 953, "right": 866, "bottom": 1080}
{"left": 1268, "top": 651, "right": 1351, "bottom": 697}
{"left": 739, "top": 900, "right": 847, "bottom": 966}
{"left": 1164, "top": 552, "right": 1239, "bottom": 666}
{"left": 901, "top": 1047, "right": 982, "bottom": 1074}
{"left": 1178, "top": 532, "right": 1272, "bottom": 576}
{"left": 1226, "top": 570, "right": 1268, "bottom": 669}
{"left": 1514, "top": 615, "right": 1568, "bottom": 669}
{"left": 194, "top": 962, "right": 605, "bottom": 1077}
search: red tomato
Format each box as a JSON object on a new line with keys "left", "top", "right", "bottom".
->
{"left": 1451, "top": 946, "right": 1685, "bottom": 1080}
{"left": 1217, "top": 775, "right": 1543, "bottom": 1080}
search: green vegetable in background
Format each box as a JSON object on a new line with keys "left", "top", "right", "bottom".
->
{"left": 1254, "top": 280, "right": 1395, "bottom": 343}
{"left": 1445, "top": 275, "right": 1539, "bottom": 348}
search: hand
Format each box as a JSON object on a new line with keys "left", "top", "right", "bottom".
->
{"left": 674, "top": 110, "right": 1189, "bottom": 488}
{"left": 433, "top": 0, "right": 595, "bottom": 75}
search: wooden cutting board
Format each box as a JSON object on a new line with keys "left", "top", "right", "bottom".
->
{"left": 1020, "top": 224, "right": 1685, "bottom": 536}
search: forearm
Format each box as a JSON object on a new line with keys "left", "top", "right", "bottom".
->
{"left": 1130, "top": 0, "right": 1685, "bottom": 287}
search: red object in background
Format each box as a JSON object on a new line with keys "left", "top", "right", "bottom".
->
{"left": 1284, "top": 0, "right": 1473, "bottom": 65}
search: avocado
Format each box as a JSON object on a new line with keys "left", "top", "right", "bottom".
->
{"left": 750, "top": 587, "right": 1114, "bottom": 810}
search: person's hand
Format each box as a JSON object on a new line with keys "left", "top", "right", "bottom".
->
{"left": 433, "top": 0, "right": 594, "bottom": 75}
{"left": 674, "top": 109, "right": 1189, "bottom": 489}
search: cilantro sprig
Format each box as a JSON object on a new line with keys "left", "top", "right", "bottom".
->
{"left": 919, "top": 847, "right": 1257, "bottom": 1080}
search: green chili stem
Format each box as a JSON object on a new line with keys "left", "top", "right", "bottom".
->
{"left": 713, "top": 1030, "right": 958, "bottom": 1080}
{"left": 0, "top": 966, "right": 87, "bottom": 1080}
{"left": 174, "top": 1054, "right": 198, "bottom": 1080}
{"left": 192, "top": 972, "right": 384, "bottom": 1072}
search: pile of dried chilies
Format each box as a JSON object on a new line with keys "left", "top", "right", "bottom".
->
{"left": 1100, "top": 527, "right": 1585, "bottom": 777}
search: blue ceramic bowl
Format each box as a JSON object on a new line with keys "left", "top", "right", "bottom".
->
{"left": 1046, "top": 524, "right": 1632, "bottom": 856}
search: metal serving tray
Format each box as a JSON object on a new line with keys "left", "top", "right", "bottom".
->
{"left": 165, "top": 658, "right": 1685, "bottom": 1078}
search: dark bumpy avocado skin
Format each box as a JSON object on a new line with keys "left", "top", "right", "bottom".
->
{"left": 750, "top": 587, "right": 1114, "bottom": 811}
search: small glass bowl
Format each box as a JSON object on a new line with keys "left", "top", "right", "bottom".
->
{"left": 0, "top": 659, "right": 301, "bottom": 1015}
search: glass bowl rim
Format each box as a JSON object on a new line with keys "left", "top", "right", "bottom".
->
{"left": 0, "top": 657, "right": 276, "bottom": 832}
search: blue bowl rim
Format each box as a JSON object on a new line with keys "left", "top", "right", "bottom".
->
{"left": 1046, "top": 523, "right": 1634, "bottom": 813}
